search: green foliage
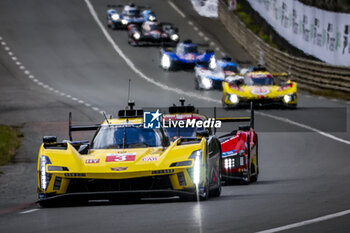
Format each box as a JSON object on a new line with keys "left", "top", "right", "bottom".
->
{"left": 0, "top": 125, "right": 22, "bottom": 165}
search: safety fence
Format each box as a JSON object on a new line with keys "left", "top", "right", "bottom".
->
{"left": 218, "top": 0, "right": 350, "bottom": 93}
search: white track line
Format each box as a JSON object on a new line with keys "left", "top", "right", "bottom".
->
{"left": 256, "top": 209, "right": 350, "bottom": 233}
{"left": 84, "top": 0, "right": 219, "bottom": 104}
{"left": 0, "top": 35, "right": 105, "bottom": 116}
{"left": 168, "top": 1, "right": 186, "bottom": 18}
{"left": 85, "top": 0, "right": 350, "bottom": 147}
{"left": 19, "top": 209, "right": 39, "bottom": 214}
{"left": 256, "top": 111, "right": 350, "bottom": 145}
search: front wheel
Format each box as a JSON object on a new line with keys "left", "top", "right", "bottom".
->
{"left": 128, "top": 37, "right": 138, "bottom": 47}
{"left": 222, "top": 97, "right": 230, "bottom": 110}
{"left": 199, "top": 178, "right": 209, "bottom": 201}
{"left": 195, "top": 78, "right": 201, "bottom": 90}
{"left": 209, "top": 160, "right": 222, "bottom": 197}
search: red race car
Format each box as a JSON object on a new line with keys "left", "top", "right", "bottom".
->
{"left": 219, "top": 111, "right": 258, "bottom": 183}
{"left": 163, "top": 99, "right": 259, "bottom": 184}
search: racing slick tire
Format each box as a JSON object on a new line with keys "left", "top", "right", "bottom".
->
{"left": 128, "top": 37, "right": 139, "bottom": 47}
{"left": 110, "top": 22, "right": 117, "bottom": 30}
{"left": 244, "top": 135, "right": 252, "bottom": 184}
{"left": 200, "top": 179, "right": 210, "bottom": 201}
{"left": 250, "top": 138, "right": 259, "bottom": 182}
{"left": 39, "top": 200, "right": 57, "bottom": 208}
{"left": 222, "top": 98, "right": 230, "bottom": 110}
{"left": 209, "top": 158, "right": 222, "bottom": 197}
{"left": 181, "top": 177, "right": 209, "bottom": 202}
{"left": 286, "top": 104, "right": 297, "bottom": 110}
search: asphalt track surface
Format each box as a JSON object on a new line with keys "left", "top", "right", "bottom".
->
{"left": 0, "top": 0, "right": 349, "bottom": 232}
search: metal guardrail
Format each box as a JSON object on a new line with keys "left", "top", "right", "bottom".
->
{"left": 218, "top": 0, "right": 350, "bottom": 93}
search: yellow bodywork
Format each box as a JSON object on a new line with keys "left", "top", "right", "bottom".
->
{"left": 37, "top": 117, "right": 208, "bottom": 196}
{"left": 222, "top": 72, "right": 298, "bottom": 107}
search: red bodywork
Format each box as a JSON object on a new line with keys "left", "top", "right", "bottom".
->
{"left": 220, "top": 128, "right": 258, "bottom": 182}
{"left": 163, "top": 111, "right": 258, "bottom": 182}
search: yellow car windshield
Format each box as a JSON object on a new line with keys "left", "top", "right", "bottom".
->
{"left": 245, "top": 77, "right": 274, "bottom": 86}
{"left": 92, "top": 125, "right": 163, "bottom": 149}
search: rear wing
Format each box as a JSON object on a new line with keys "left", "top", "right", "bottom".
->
{"left": 68, "top": 112, "right": 100, "bottom": 141}
{"left": 271, "top": 72, "right": 289, "bottom": 77}
{"left": 107, "top": 4, "right": 127, "bottom": 8}
{"left": 107, "top": 4, "right": 149, "bottom": 9}
{"left": 213, "top": 102, "right": 254, "bottom": 134}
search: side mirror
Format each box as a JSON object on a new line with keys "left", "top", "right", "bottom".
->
{"left": 78, "top": 144, "right": 90, "bottom": 155}
{"left": 43, "top": 136, "right": 57, "bottom": 144}
{"left": 196, "top": 129, "right": 209, "bottom": 137}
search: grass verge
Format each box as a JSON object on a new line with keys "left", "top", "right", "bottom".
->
{"left": 0, "top": 125, "right": 22, "bottom": 165}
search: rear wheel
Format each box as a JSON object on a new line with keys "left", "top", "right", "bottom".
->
{"left": 250, "top": 138, "right": 259, "bottom": 182}
{"left": 244, "top": 135, "right": 252, "bottom": 184}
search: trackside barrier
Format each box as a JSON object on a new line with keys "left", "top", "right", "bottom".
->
{"left": 218, "top": 0, "right": 350, "bottom": 93}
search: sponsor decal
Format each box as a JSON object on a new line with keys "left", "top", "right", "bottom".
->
{"left": 143, "top": 110, "right": 162, "bottom": 129}
{"left": 144, "top": 110, "right": 221, "bottom": 129}
{"left": 85, "top": 159, "right": 100, "bottom": 164}
{"left": 142, "top": 156, "right": 159, "bottom": 162}
{"left": 251, "top": 87, "right": 270, "bottom": 96}
{"left": 222, "top": 150, "right": 237, "bottom": 157}
{"left": 111, "top": 167, "right": 128, "bottom": 171}
{"left": 184, "top": 54, "right": 195, "bottom": 60}
{"left": 106, "top": 153, "right": 136, "bottom": 162}
{"left": 144, "top": 110, "right": 222, "bottom": 129}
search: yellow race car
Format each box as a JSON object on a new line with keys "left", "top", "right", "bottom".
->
{"left": 222, "top": 66, "right": 297, "bottom": 108}
{"left": 37, "top": 101, "right": 221, "bottom": 206}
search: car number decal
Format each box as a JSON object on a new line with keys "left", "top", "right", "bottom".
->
{"left": 106, "top": 153, "right": 136, "bottom": 162}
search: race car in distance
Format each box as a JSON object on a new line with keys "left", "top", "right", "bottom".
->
{"left": 163, "top": 99, "right": 258, "bottom": 184}
{"left": 107, "top": 3, "right": 156, "bottom": 29}
{"left": 160, "top": 40, "right": 215, "bottom": 71}
{"left": 194, "top": 57, "right": 239, "bottom": 90}
{"left": 128, "top": 18, "right": 179, "bottom": 47}
{"left": 222, "top": 65, "right": 298, "bottom": 108}
{"left": 37, "top": 101, "right": 221, "bottom": 206}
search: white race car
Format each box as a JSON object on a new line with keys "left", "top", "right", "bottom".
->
{"left": 194, "top": 57, "right": 239, "bottom": 90}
